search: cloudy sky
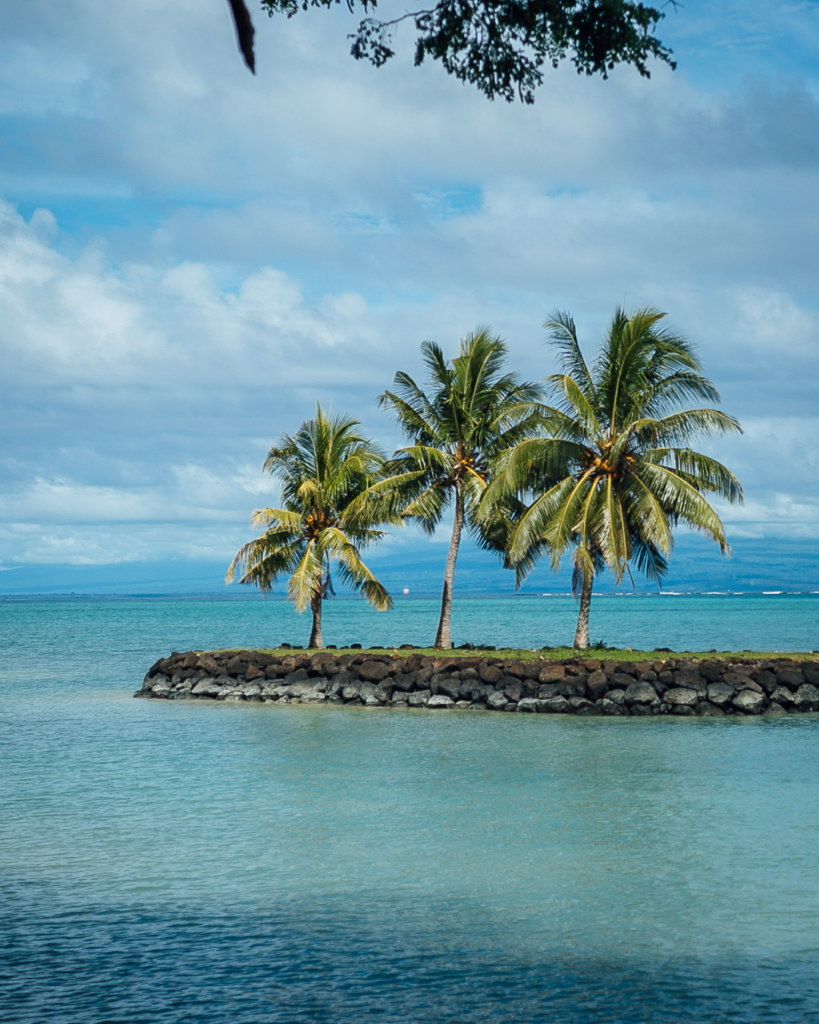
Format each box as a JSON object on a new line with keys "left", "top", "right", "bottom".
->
{"left": 1, "top": 0, "right": 817, "bottom": 593}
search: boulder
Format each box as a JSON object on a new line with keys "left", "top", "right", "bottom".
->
{"left": 540, "top": 696, "right": 570, "bottom": 714}
{"left": 706, "top": 681, "right": 735, "bottom": 707}
{"left": 427, "top": 694, "right": 455, "bottom": 709}
{"left": 556, "top": 675, "right": 588, "bottom": 698}
{"left": 598, "top": 698, "right": 626, "bottom": 715}
{"left": 503, "top": 680, "right": 524, "bottom": 703}
{"left": 287, "top": 681, "right": 327, "bottom": 702}
{"left": 191, "top": 678, "right": 223, "bottom": 697}
{"left": 793, "top": 683, "right": 819, "bottom": 711}
{"left": 776, "top": 668, "right": 805, "bottom": 689}
{"left": 476, "top": 662, "right": 503, "bottom": 684}
{"left": 696, "top": 701, "right": 724, "bottom": 717}
{"left": 357, "top": 659, "right": 391, "bottom": 682}
{"left": 432, "top": 674, "right": 462, "bottom": 700}
{"left": 663, "top": 687, "right": 699, "bottom": 708}
{"left": 538, "top": 665, "right": 566, "bottom": 683}
{"left": 587, "top": 670, "right": 610, "bottom": 700}
{"left": 407, "top": 689, "right": 431, "bottom": 707}
{"left": 732, "top": 689, "right": 766, "bottom": 714}
{"left": 769, "top": 685, "right": 795, "bottom": 707}
{"left": 673, "top": 670, "right": 706, "bottom": 696}
{"left": 624, "top": 680, "right": 659, "bottom": 706}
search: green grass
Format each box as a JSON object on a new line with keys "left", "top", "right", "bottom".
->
{"left": 210, "top": 646, "right": 816, "bottom": 663}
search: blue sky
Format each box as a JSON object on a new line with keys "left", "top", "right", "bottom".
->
{"left": 1, "top": 1, "right": 818, "bottom": 594}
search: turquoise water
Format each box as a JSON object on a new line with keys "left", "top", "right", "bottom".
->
{"left": 2, "top": 595, "right": 819, "bottom": 1022}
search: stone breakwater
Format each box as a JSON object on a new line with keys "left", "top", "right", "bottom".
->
{"left": 137, "top": 650, "right": 819, "bottom": 716}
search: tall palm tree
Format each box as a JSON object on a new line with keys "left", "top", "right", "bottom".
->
{"left": 226, "top": 406, "right": 394, "bottom": 649}
{"left": 494, "top": 307, "right": 743, "bottom": 648}
{"left": 380, "top": 329, "right": 544, "bottom": 649}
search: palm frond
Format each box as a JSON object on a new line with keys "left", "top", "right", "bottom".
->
{"left": 545, "top": 311, "right": 596, "bottom": 400}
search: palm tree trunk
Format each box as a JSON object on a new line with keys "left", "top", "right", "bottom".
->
{"left": 308, "top": 592, "right": 324, "bottom": 649}
{"left": 434, "top": 484, "right": 464, "bottom": 650}
{"left": 573, "top": 570, "right": 592, "bottom": 649}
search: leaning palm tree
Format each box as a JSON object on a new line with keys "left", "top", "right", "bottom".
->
{"left": 494, "top": 307, "right": 743, "bottom": 648}
{"left": 226, "top": 406, "right": 394, "bottom": 649}
{"left": 379, "top": 329, "right": 544, "bottom": 649}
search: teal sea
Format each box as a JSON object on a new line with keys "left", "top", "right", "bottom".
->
{"left": 2, "top": 593, "right": 819, "bottom": 1023}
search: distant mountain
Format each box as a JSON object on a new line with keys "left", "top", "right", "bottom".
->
{"left": 1, "top": 534, "right": 816, "bottom": 596}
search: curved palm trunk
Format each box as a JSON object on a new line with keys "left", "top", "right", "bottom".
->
{"left": 308, "top": 591, "right": 324, "bottom": 649}
{"left": 573, "top": 570, "right": 593, "bottom": 649}
{"left": 434, "top": 484, "right": 464, "bottom": 650}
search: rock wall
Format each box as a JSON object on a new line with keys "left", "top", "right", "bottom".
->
{"left": 137, "top": 650, "right": 819, "bottom": 716}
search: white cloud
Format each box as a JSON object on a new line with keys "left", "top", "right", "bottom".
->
{"left": 0, "top": 0, "right": 817, "bottom": 577}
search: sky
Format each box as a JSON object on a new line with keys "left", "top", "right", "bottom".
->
{"left": 1, "top": 0, "right": 818, "bottom": 595}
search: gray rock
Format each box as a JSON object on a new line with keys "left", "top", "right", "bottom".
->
{"left": 765, "top": 702, "right": 788, "bottom": 717}
{"left": 517, "top": 698, "right": 542, "bottom": 713}
{"left": 486, "top": 691, "right": 509, "bottom": 711}
{"left": 606, "top": 689, "right": 627, "bottom": 705}
{"left": 793, "top": 683, "right": 819, "bottom": 711}
{"left": 540, "top": 696, "right": 570, "bottom": 714}
{"left": 557, "top": 676, "right": 588, "bottom": 698}
{"left": 428, "top": 694, "right": 455, "bottom": 709}
{"left": 696, "top": 701, "right": 724, "bottom": 717}
{"left": 191, "top": 678, "right": 223, "bottom": 697}
{"left": 776, "top": 668, "right": 804, "bottom": 689}
{"left": 598, "top": 698, "right": 626, "bottom": 715}
{"left": 150, "top": 681, "right": 171, "bottom": 697}
{"left": 706, "top": 681, "right": 735, "bottom": 706}
{"left": 673, "top": 670, "right": 706, "bottom": 696}
{"left": 407, "top": 689, "right": 431, "bottom": 707}
{"left": 754, "top": 669, "right": 778, "bottom": 693}
{"left": 503, "top": 681, "right": 524, "bottom": 703}
{"left": 624, "top": 681, "right": 659, "bottom": 705}
{"left": 732, "top": 689, "right": 766, "bottom": 714}
{"left": 287, "top": 682, "right": 326, "bottom": 702}
{"left": 663, "top": 687, "right": 699, "bottom": 707}
{"left": 433, "top": 675, "right": 462, "bottom": 700}
{"left": 769, "top": 685, "right": 795, "bottom": 706}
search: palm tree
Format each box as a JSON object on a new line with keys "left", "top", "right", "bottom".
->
{"left": 379, "top": 329, "right": 544, "bottom": 649}
{"left": 495, "top": 307, "right": 743, "bottom": 648}
{"left": 226, "top": 406, "right": 394, "bottom": 648}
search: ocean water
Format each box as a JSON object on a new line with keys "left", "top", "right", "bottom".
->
{"left": 2, "top": 593, "right": 819, "bottom": 1023}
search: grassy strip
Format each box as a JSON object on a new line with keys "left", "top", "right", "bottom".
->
{"left": 208, "top": 646, "right": 816, "bottom": 663}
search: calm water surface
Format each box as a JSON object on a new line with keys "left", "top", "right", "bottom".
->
{"left": 2, "top": 595, "right": 818, "bottom": 1022}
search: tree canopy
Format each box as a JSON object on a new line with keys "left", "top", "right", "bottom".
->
{"left": 228, "top": 0, "right": 677, "bottom": 102}
{"left": 487, "top": 307, "right": 742, "bottom": 647}
{"left": 226, "top": 406, "right": 394, "bottom": 648}
{"left": 379, "top": 329, "right": 543, "bottom": 647}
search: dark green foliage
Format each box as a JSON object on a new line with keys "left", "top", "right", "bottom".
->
{"left": 259, "top": 0, "right": 677, "bottom": 103}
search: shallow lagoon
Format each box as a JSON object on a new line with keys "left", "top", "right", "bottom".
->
{"left": 2, "top": 595, "right": 818, "bottom": 1022}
